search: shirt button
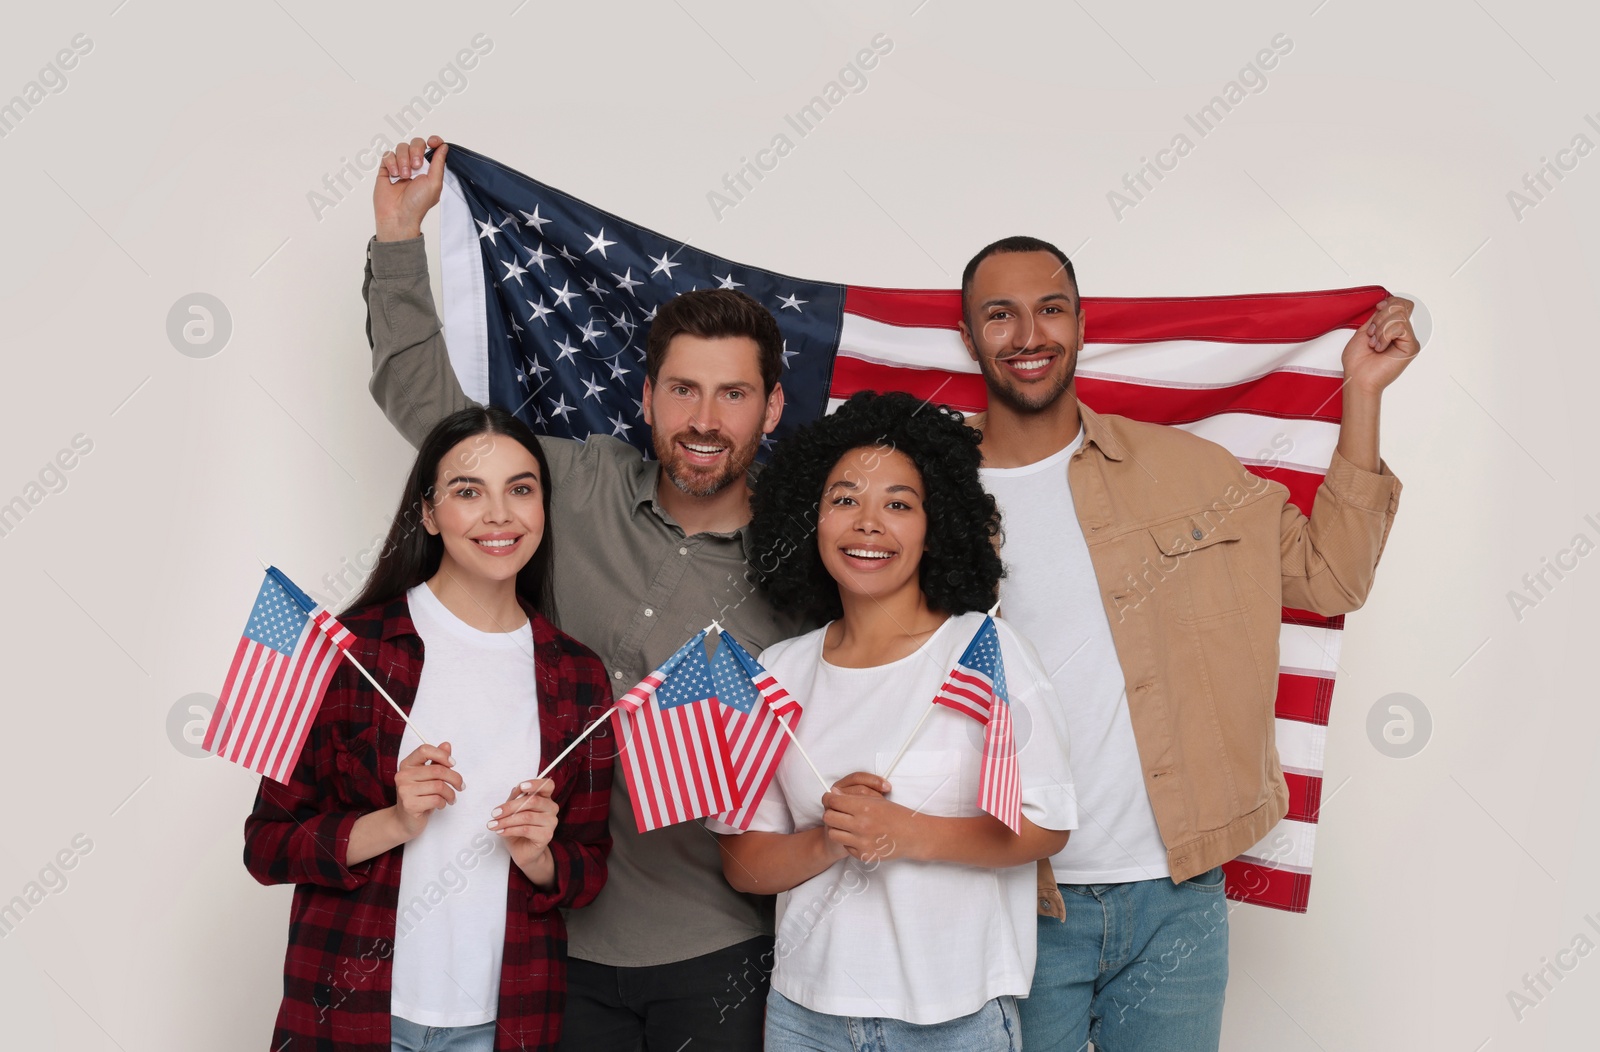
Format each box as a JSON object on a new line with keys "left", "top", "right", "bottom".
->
{"left": 644, "top": 608, "right": 654, "bottom": 617}
{"left": 613, "top": 670, "right": 623, "bottom": 680}
{"left": 1191, "top": 528, "right": 1203, "bottom": 540}
{"left": 679, "top": 547, "right": 688, "bottom": 555}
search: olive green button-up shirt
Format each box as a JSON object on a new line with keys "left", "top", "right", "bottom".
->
{"left": 363, "top": 235, "right": 810, "bottom": 967}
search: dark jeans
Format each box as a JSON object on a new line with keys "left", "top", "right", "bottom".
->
{"left": 559, "top": 935, "right": 773, "bottom": 1052}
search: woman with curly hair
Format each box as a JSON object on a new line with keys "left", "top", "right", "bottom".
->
{"left": 708, "top": 391, "right": 1078, "bottom": 1051}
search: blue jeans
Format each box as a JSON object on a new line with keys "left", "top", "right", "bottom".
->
{"left": 765, "top": 988, "right": 1021, "bottom": 1051}
{"left": 1020, "top": 868, "right": 1230, "bottom": 1052}
{"left": 390, "top": 1015, "right": 497, "bottom": 1052}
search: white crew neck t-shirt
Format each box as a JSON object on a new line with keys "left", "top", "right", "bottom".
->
{"left": 708, "top": 611, "right": 1077, "bottom": 1025}
{"left": 390, "top": 583, "right": 542, "bottom": 1028}
{"left": 981, "top": 429, "right": 1171, "bottom": 883}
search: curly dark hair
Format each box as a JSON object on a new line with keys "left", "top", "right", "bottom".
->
{"left": 750, "top": 391, "right": 1003, "bottom": 622}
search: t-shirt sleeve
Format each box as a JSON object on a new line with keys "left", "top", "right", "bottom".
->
{"left": 998, "top": 618, "right": 1079, "bottom": 833}
{"left": 706, "top": 777, "right": 795, "bottom": 836}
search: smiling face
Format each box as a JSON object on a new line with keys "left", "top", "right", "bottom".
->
{"left": 960, "top": 249, "right": 1086, "bottom": 414}
{"left": 642, "top": 333, "right": 783, "bottom": 498}
{"left": 815, "top": 445, "right": 928, "bottom": 607}
{"left": 421, "top": 433, "right": 545, "bottom": 585}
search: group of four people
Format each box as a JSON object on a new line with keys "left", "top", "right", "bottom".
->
{"left": 244, "top": 136, "right": 1417, "bottom": 1052}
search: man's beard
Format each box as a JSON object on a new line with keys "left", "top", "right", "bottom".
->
{"left": 978, "top": 344, "right": 1077, "bottom": 414}
{"left": 654, "top": 426, "right": 761, "bottom": 498}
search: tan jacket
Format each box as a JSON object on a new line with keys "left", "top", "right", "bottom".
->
{"left": 1034, "top": 402, "right": 1400, "bottom": 902}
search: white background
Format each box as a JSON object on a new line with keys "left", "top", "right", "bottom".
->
{"left": 1, "top": 1, "right": 1597, "bottom": 1049}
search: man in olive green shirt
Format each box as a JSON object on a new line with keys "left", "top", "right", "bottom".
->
{"left": 366, "top": 137, "right": 809, "bottom": 1051}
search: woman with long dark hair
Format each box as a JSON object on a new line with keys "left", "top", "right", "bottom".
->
{"left": 710, "top": 391, "right": 1079, "bottom": 1051}
{"left": 244, "top": 406, "right": 614, "bottom": 1052}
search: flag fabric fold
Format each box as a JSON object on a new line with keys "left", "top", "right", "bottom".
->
{"left": 931, "top": 616, "right": 1022, "bottom": 834}
{"left": 437, "top": 142, "right": 1397, "bottom": 911}
{"left": 710, "top": 631, "right": 804, "bottom": 832}
{"left": 204, "top": 567, "right": 355, "bottom": 784}
{"left": 613, "top": 632, "right": 736, "bottom": 833}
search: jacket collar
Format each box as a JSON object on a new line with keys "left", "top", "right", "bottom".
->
{"left": 1076, "top": 400, "right": 1126, "bottom": 462}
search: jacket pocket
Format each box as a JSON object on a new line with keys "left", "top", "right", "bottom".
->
{"left": 1148, "top": 512, "right": 1246, "bottom": 622}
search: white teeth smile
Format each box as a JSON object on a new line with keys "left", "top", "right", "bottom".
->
{"left": 844, "top": 548, "right": 893, "bottom": 559}
{"left": 1011, "top": 358, "right": 1051, "bottom": 372}
{"left": 684, "top": 443, "right": 724, "bottom": 454}
{"left": 476, "top": 538, "right": 517, "bottom": 548}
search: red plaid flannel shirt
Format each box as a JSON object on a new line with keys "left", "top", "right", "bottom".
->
{"left": 244, "top": 594, "right": 614, "bottom": 1052}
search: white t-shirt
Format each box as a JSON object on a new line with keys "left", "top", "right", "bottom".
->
{"left": 390, "top": 583, "right": 542, "bottom": 1028}
{"left": 708, "top": 611, "right": 1077, "bottom": 1025}
{"left": 981, "top": 429, "right": 1171, "bottom": 883}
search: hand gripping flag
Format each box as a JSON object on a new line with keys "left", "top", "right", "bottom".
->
{"left": 931, "top": 617, "right": 1021, "bottom": 835}
{"left": 203, "top": 568, "right": 355, "bottom": 784}
{"left": 709, "top": 631, "right": 803, "bottom": 831}
{"left": 613, "top": 632, "right": 736, "bottom": 832}
{"left": 432, "top": 143, "right": 1419, "bottom": 911}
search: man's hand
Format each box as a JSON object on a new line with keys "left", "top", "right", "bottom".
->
{"left": 374, "top": 135, "right": 449, "bottom": 243}
{"left": 1342, "top": 297, "right": 1420, "bottom": 397}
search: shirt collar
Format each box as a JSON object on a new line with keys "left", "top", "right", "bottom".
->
{"left": 633, "top": 462, "right": 757, "bottom": 543}
{"left": 631, "top": 462, "right": 664, "bottom": 513}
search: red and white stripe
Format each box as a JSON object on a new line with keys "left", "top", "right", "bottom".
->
{"left": 716, "top": 673, "right": 803, "bottom": 832}
{"left": 832, "top": 284, "right": 1393, "bottom": 912}
{"left": 617, "top": 691, "right": 737, "bottom": 834}
{"left": 615, "top": 670, "right": 668, "bottom": 714}
{"left": 204, "top": 608, "right": 354, "bottom": 785}
{"left": 934, "top": 666, "right": 1022, "bottom": 835}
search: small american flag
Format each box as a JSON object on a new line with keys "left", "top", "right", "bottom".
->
{"left": 203, "top": 567, "right": 355, "bottom": 784}
{"left": 710, "top": 631, "right": 803, "bottom": 832}
{"left": 933, "top": 617, "right": 1021, "bottom": 835}
{"left": 614, "top": 631, "right": 736, "bottom": 833}
{"left": 435, "top": 142, "right": 1404, "bottom": 912}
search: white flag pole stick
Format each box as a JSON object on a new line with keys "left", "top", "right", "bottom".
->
{"left": 772, "top": 710, "right": 830, "bottom": 794}
{"left": 339, "top": 649, "right": 432, "bottom": 746}
{"left": 883, "top": 605, "right": 1003, "bottom": 780}
{"left": 536, "top": 705, "right": 620, "bottom": 780}
{"left": 881, "top": 702, "right": 937, "bottom": 782}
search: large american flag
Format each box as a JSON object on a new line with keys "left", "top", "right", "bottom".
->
{"left": 435, "top": 143, "right": 1386, "bottom": 912}
{"left": 932, "top": 617, "right": 1021, "bottom": 835}
{"left": 204, "top": 567, "right": 354, "bottom": 784}
{"left": 613, "top": 631, "right": 736, "bottom": 833}
{"left": 710, "top": 630, "right": 803, "bottom": 832}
